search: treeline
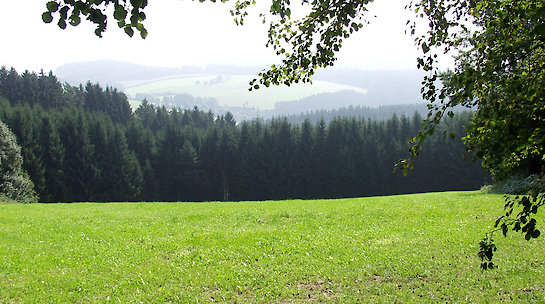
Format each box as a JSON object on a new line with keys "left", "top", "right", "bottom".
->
{"left": 280, "top": 103, "right": 431, "bottom": 125}
{"left": 0, "top": 67, "right": 489, "bottom": 202}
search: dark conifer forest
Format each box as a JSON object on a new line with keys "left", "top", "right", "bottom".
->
{"left": 0, "top": 67, "right": 489, "bottom": 202}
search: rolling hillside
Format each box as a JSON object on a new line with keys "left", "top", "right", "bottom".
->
{"left": 1, "top": 191, "right": 543, "bottom": 302}
{"left": 123, "top": 74, "right": 368, "bottom": 110}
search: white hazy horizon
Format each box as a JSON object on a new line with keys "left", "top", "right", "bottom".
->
{"left": 1, "top": 0, "right": 448, "bottom": 74}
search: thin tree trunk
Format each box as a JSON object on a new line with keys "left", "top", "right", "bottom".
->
{"left": 222, "top": 171, "right": 229, "bottom": 201}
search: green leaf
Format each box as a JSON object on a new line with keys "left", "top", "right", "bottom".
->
{"left": 124, "top": 26, "right": 134, "bottom": 37}
{"left": 532, "top": 229, "right": 541, "bottom": 238}
{"left": 42, "top": 12, "right": 53, "bottom": 23}
{"left": 271, "top": 1, "right": 281, "bottom": 13}
{"left": 59, "top": 5, "right": 69, "bottom": 18}
{"left": 46, "top": 1, "right": 59, "bottom": 12}
{"left": 94, "top": 28, "right": 103, "bottom": 38}
{"left": 421, "top": 42, "right": 430, "bottom": 53}
{"left": 114, "top": 7, "right": 127, "bottom": 21}
{"left": 69, "top": 15, "right": 81, "bottom": 26}
{"left": 494, "top": 216, "right": 503, "bottom": 227}
{"left": 45, "top": 1, "right": 59, "bottom": 13}
{"left": 485, "top": 248, "right": 493, "bottom": 260}
{"left": 140, "top": 28, "right": 148, "bottom": 39}
{"left": 501, "top": 223, "right": 508, "bottom": 237}
{"left": 130, "top": 15, "right": 139, "bottom": 26}
{"left": 139, "top": 11, "right": 147, "bottom": 21}
{"left": 58, "top": 18, "right": 67, "bottom": 30}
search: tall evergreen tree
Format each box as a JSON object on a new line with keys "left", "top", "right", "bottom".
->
{"left": 38, "top": 71, "right": 65, "bottom": 108}
{"left": 57, "top": 110, "right": 96, "bottom": 202}
{"left": 7, "top": 106, "right": 46, "bottom": 196}
{"left": 311, "top": 119, "right": 329, "bottom": 198}
{"left": 39, "top": 114, "right": 66, "bottom": 202}
{"left": 293, "top": 119, "right": 314, "bottom": 198}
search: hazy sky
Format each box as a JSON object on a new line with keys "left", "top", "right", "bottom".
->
{"left": 1, "top": 0, "right": 426, "bottom": 73}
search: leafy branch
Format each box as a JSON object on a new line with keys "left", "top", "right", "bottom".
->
{"left": 42, "top": 0, "right": 149, "bottom": 38}
{"left": 479, "top": 191, "right": 544, "bottom": 269}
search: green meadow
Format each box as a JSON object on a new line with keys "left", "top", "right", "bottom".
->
{"left": 1, "top": 191, "right": 544, "bottom": 303}
{"left": 123, "top": 74, "right": 367, "bottom": 109}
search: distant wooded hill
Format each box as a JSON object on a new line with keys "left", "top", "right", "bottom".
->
{"left": 280, "top": 103, "right": 431, "bottom": 125}
{"left": 56, "top": 60, "right": 427, "bottom": 120}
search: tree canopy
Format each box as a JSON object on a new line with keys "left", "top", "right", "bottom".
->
{"left": 404, "top": 0, "right": 545, "bottom": 269}
{"left": 0, "top": 119, "right": 37, "bottom": 203}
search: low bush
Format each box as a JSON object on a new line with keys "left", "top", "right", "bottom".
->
{"left": 481, "top": 174, "right": 545, "bottom": 194}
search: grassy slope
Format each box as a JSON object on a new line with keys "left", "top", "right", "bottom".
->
{"left": 123, "top": 75, "right": 367, "bottom": 110}
{"left": 0, "top": 191, "right": 543, "bottom": 303}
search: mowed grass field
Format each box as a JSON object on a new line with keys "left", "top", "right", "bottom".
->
{"left": 123, "top": 74, "right": 367, "bottom": 109}
{"left": 1, "top": 191, "right": 544, "bottom": 303}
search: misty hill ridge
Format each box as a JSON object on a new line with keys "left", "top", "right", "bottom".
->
{"left": 56, "top": 60, "right": 427, "bottom": 120}
{"left": 55, "top": 60, "right": 261, "bottom": 88}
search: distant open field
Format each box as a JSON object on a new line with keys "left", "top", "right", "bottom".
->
{"left": 1, "top": 191, "right": 544, "bottom": 303}
{"left": 123, "top": 74, "right": 368, "bottom": 110}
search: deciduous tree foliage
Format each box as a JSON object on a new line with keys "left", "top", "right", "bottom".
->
{"left": 42, "top": 0, "right": 149, "bottom": 38}
{"left": 0, "top": 118, "right": 37, "bottom": 203}
{"left": 403, "top": 0, "right": 545, "bottom": 270}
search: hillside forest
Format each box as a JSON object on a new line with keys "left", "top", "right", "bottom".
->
{"left": 0, "top": 67, "right": 489, "bottom": 202}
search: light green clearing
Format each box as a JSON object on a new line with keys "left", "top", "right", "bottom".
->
{"left": 123, "top": 74, "right": 367, "bottom": 110}
{"left": 1, "top": 191, "right": 544, "bottom": 303}
{"left": 128, "top": 99, "right": 141, "bottom": 110}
